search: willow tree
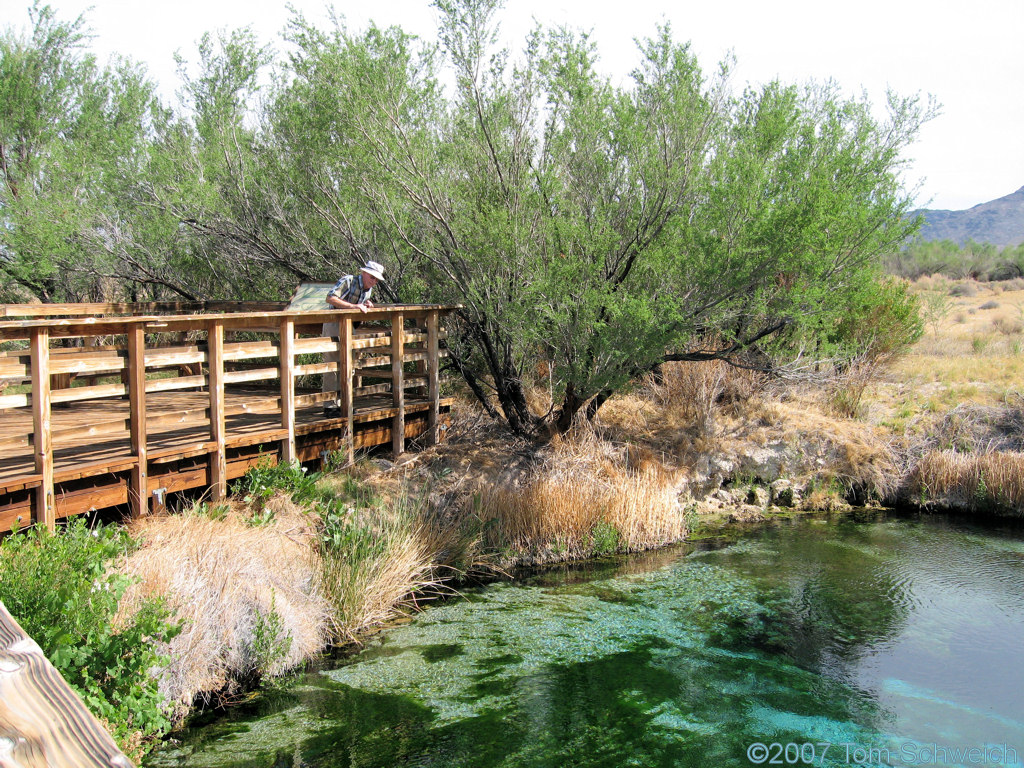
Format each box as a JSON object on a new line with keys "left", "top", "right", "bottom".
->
{"left": 262, "top": 2, "right": 718, "bottom": 433}
{"left": 0, "top": 2, "right": 157, "bottom": 302}
{"left": 120, "top": 27, "right": 285, "bottom": 302}
{"left": 235, "top": 0, "right": 931, "bottom": 436}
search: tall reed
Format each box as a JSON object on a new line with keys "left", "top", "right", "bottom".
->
{"left": 911, "top": 450, "right": 1024, "bottom": 514}
{"left": 316, "top": 492, "right": 461, "bottom": 643}
{"left": 471, "top": 438, "right": 686, "bottom": 564}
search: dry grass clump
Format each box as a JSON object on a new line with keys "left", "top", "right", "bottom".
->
{"left": 471, "top": 434, "right": 686, "bottom": 564}
{"left": 315, "top": 495, "right": 461, "bottom": 643}
{"left": 929, "top": 400, "right": 1024, "bottom": 453}
{"left": 651, "top": 360, "right": 764, "bottom": 436}
{"left": 912, "top": 273, "right": 952, "bottom": 292}
{"left": 834, "top": 432, "right": 900, "bottom": 502}
{"left": 910, "top": 450, "right": 1024, "bottom": 514}
{"left": 971, "top": 334, "right": 994, "bottom": 354}
{"left": 652, "top": 361, "right": 726, "bottom": 438}
{"left": 912, "top": 274, "right": 936, "bottom": 290}
{"left": 595, "top": 361, "right": 767, "bottom": 465}
{"left": 950, "top": 281, "right": 979, "bottom": 297}
{"left": 827, "top": 363, "right": 877, "bottom": 419}
{"left": 993, "top": 315, "right": 1024, "bottom": 335}
{"left": 119, "top": 498, "right": 330, "bottom": 721}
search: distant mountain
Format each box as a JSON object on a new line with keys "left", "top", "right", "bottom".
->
{"left": 912, "top": 186, "right": 1024, "bottom": 247}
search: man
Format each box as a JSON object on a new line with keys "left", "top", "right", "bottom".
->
{"left": 326, "top": 260, "right": 384, "bottom": 312}
{"left": 323, "top": 261, "right": 385, "bottom": 418}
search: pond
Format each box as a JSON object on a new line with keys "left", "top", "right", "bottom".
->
{"left": 149, "top": 511, "right": 1024, "bottom": 767}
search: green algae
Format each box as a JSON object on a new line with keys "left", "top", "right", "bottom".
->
{"left": 149, "top": 512, "right": 1024, "bottom": 768}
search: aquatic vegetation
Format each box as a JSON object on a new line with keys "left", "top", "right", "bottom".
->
{"left": 150, "top": 514, "right": 1024, "bottom": 767}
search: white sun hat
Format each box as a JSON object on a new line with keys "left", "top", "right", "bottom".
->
{"left": 361, "top": 260, "right": 385, "bottom": 281}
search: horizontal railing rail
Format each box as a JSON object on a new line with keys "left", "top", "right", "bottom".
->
{"left": 0, "top": 300, "right": 288, "bottom": 318}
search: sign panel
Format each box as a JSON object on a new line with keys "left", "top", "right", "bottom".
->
{"left": 285, "top": 282, "right": 335, "bottom": 312}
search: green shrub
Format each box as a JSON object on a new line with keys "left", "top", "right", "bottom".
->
{"left": 589, "top": 520, "right": 621, "bottom": 556}
{"left": 247, "top": 594, "right": 293, "bottom": 681}
{"left": 0, "top": 518, "right": 179, "bottom": 758}
{"left": 231, "top": 458, "right": 321, "bottom": 509}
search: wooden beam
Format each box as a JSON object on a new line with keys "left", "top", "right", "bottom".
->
{"left": 222, "top": 367, "right": 278, "bottom": 385}
{"left": 427, "top": 310, "right": 440, "bottom": 446}
{"left": 50, "top": 372, "right": 72, "bottom": 396}
{"left": 0, "top": 299, "right": 287, "bottom": 318}
{"left": 145, "top": 375, "right": 207, "bottom": 394}
{"left": 51, "top": 383, "right": 127, "bottom": 403}
{"left": 0, "top": 494, "right": 33, "bottom": 533}
{"left": 353, "top": 370, "right": 427, "bottom": 381}
{"left": 54, "top": 479, "right": 130, "bottom": 519}
{"left": 391, "top": 312, "right": 405, "bottom": 458}
{"left": 409, "top": 318, "right": 428, "bottom": 399}
{"left": 207, "top": 320, "right": 226, "bottom": 500}
{"left": 292, "top": 330, "right": 439, "bottom": 357}
{"left": 0, "top": 307, "right": 458, "bottom": 343}
{"left": 30, "top": 328, "right": 54, "bottom": 530}
{"left": 0, "top": 393, "right": 29, "bottom": 409}
{"left": 279, "top": 318, "right": 296, "bottom": 464}
{"left": 127, "top": 326, "right": 148, "bottom": 518}
{"left": 223, "top": 340, "right": 278, "bottom": 361}
{"left": 0, "top": 601, "right": 134, "bottom": 768}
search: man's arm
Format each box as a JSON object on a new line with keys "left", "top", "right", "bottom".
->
{"left": 326, "top": 294, "right": 367, "bottom": 312}
{"left": 326, "top": 276, "right": 369, "bottom": 312}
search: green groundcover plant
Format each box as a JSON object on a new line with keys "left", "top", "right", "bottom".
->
{"left": 0, "top": 518, "right": 180, "bottom": 758}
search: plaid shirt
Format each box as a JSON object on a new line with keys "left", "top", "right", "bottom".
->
{"left": 327, "top": 274, "right": 372, "bottom": 306}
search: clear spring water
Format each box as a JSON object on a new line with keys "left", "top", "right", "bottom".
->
{"left": 149, "top": 512, "right": 1024, "bottom": 767}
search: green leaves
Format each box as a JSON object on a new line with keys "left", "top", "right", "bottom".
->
{"left": 0, "top": 518, "right": 179, "bottom": 758}
{"left": 0, "top": 2, "right": 932, "bottom": 432}
{"left": 0, "top": 2, "right": 159, "bottom": 302}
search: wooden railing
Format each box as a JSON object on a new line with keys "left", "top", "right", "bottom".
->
{"left": 0, "top": 600, "right": 133, "bottom": 767}
{"left": 0, "top": 305, "right": 455, "bottom": 531}
{"left": 0, "top": 300, "right": 288, "bottom": 318}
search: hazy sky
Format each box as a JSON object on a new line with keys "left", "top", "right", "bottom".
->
{"left": 7, "top": 0, "right": 1023, "bottom": 211}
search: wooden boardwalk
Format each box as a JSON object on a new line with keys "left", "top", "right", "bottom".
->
{"left": 0, "top": 303, "right": 456, "bottom": 531}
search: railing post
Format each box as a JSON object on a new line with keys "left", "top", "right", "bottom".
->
{"left": 340, "top": 316, "right": 354, "bottom": 465}
{"left": 208, "top": 319, "right": 226, "bottom": 500}
{"left": 279, "top": 318, "right": 296, "bottom": 464}
{"left": 410, "top": 318, "right": 428, "bottom": 400}
{"left": 427, "top": 310, "right": 440, "bottom": 446}
{"left": 128, "top": 325, "right": 148, "bottom": 518}
{"left": 391, "top": 311, "right": 405, "bottom": 457}
{"left": 30, "top": 328, "right": 54, "bottom": 530}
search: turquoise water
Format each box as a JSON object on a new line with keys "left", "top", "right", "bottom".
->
{"left": 149, "top": 512, "right": 1024, "bottom": 767}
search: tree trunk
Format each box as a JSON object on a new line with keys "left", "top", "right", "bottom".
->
{"left": 553, "top": 384, "right": 587, "bottom": 435}
{"left": 584, "top": 388, "right": 613, "bottom": 423}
